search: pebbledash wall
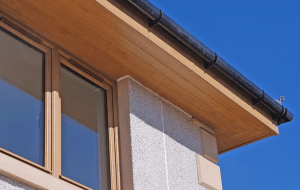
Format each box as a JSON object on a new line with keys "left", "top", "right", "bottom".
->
{"left": 0, "top": 174, "right": 36, "bottom": 190}
{"left": 118, "top": 76, "right": 222, "bottom": 190}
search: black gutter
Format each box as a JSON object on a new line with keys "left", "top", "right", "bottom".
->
{"left": 125, "top": 0, "right": 293, "bottom": 125}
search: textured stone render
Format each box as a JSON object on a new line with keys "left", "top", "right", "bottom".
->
{"left": 126, "top": 77, "right": 208, "bottom": 190}
{"left": 0, "top": 174, "right": 37, "bottom": 190}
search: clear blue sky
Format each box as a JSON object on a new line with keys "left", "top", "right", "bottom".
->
{"left": 148, "top": 0, "right": 300, "bottom": 189}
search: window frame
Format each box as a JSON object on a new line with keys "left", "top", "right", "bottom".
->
{"left": 57, "top": 56, "right": 117, "bottom": 190}
{"left": 0, "top": 19, "right": 52, "bottom": 174}
{"left": 0, "top": 14, "right": 120, "bottom": 190}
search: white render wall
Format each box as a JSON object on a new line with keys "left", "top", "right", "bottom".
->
{"left": 118, "top": 76, "right": 208, "bottom": 190}
{"left": 0, "top": 174, "right": 36, "bottom": 190}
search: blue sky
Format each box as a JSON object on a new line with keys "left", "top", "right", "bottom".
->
{"left": 148, "top": 0, "right": 300, "bottom": 189}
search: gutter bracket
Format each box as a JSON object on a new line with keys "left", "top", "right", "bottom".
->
{"left": 149, "top": 10, "right": 163, "bottom": 28}
{"left": 252, "top": 90, "right": 265, "bottom": 105}
{"left": 204, "top": 53, "right": 218, "bottom": 69}
{"left": 272, "top": 106, "right": 287, "bottom": 120}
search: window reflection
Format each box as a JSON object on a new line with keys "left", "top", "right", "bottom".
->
{"left": 61, "top": 65, "right": 110, "bottom": 190}
{"left": 0, "top": 28, "right": 45, "bottom": 166}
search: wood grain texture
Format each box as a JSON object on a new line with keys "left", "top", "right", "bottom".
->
{"left": 35, "top": 0, "right": 254, "bottom": 131}
{"left": 0, "top": 0, "right": 235, "bottom": 131}
{"left": 0, "top": 0, "right": 278, "bottom": 155}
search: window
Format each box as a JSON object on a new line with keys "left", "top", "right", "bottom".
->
{"left": 0, "top": 18, "right": 119, "bottom": 190}
{"left": 60, "top": 65, "right": 110, "bottom": 189}
{"left": 0, "top": 25, "right": 51, "bottom": 169}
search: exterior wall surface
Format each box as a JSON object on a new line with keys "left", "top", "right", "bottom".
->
{"left": 0, "top": 174, "right": 36, "bottom": 190}
{"left": 118, "top": 76, "right": 217, "bottom": 190}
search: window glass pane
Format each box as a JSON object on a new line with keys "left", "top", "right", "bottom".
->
{"left": 0, "top": 28, "right": 45, "bottom": 166}
{"left": 61, "top": 65, "right": 110, "bottom": 190}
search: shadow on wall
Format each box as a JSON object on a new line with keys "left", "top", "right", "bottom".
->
{"left": 128, "top": 78, "right": 203, "bottom": 156}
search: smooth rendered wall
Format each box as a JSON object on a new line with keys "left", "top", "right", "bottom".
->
{"left": 118, "top": 76, "right": 208, "bottom": 190}
{"left": 0, "top": 174, "right": 36, "bottom": 190}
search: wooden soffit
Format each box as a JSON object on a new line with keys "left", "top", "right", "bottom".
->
{"left": 0, "top": 0, "right": 278, "bottom": 154}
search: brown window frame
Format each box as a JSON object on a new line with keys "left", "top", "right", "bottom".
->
{"left": 0, "top": 19, "right": 52, "bottom": 174}
{"left": 0, "top": 15, "right": 120, "bottom": 190}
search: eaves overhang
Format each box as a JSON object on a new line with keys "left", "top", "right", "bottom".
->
{"left": 125, "top": 0, "right": 294, "bottom": 126}
{"left": 0, "top": 0, "right": 294, "bottom": 154}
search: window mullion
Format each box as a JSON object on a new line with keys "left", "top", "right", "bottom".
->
{"left": 107, "top": 88, "right": 117, "bottom": 190}
{"left": 44, "top": 49, "right": 52, "bottom": 172}
{"left": 51, "top": 47, "right": 62, "bottom": 178}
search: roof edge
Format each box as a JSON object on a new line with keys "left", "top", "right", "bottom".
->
{"left": 125, "top": 0, "right": 294, "bottom": 125}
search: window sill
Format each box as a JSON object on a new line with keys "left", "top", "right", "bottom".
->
{"left": 0, "top": 152, "right": 83, "bottom": 190}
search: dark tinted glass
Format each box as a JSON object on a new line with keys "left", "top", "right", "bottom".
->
{"left": 0, "top": 28, "right": 45, "bottom": 166}
{"left": 61, "top": 66, "right": 110, "bottom": 190}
